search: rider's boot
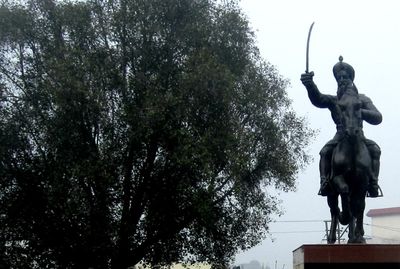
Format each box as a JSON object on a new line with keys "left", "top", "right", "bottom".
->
{"left": 368, "top": 158, "right": 381, "bottom": 197}
{"left": 368, "top": 176, "right": 380, "bottom": 197}
{"left": 318, "top": 176, "right": 330, "bottom": 196}
{"left": 318, "top": 151, "right": 332, "bottom": 196}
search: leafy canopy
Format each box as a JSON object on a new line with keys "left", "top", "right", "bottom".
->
{"left": 0, "top": 0, "right": 313, "bottom": 268}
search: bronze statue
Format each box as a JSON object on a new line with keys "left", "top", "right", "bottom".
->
{"left": 300, "top": 56, "right": 383, "bottom": 243}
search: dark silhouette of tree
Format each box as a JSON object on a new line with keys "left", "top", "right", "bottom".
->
{"left": 0, "top": 0, "right": 313, "bottom": 268}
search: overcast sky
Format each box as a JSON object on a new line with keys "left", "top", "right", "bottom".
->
{"left": 235, "top": 0, "right": 400, "bottom": 268}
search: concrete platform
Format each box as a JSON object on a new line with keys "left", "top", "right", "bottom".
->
{"left": 293, "top": 244, "right": 400, "bottom": 269}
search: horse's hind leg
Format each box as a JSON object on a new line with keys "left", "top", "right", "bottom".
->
{"left": 327, "top": 194, "right": 339, "bottom": 244}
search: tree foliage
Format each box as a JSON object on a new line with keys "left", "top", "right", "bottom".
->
{"left": 0, "top": 0, "right": 314, "bottom": 268}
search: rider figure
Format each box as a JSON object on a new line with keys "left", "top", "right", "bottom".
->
{"left": 300, "top": 56, "right": 382, "bottom": 197}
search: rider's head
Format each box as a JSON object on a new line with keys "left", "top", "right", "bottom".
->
{"left": 333, "top": 56, "right": 355, "bottom": 97}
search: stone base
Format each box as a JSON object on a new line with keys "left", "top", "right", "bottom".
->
{"left": 293, "top": 244, "right": 400, "bottom": 269}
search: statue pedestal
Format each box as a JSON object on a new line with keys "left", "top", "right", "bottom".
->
{"left": 293, "top": 244, "right": 400, "bottom": 269}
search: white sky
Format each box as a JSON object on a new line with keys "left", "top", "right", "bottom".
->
{"left": 235, "top": 0, "right": 400, "bottom": 268}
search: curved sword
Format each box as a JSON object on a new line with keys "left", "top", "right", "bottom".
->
{"left": 306, "top": 22, "right": 315, "bottom": 73}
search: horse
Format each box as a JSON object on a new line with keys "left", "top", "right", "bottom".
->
{"left": 326, "top": 87, "right": 373, "bottom": 244}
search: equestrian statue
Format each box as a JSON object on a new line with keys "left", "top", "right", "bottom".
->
{"left": 300, "top": 23, "right": 383, "bottom": 243}
{"left": 301, "top": 55, "right": 383, "bottom": 243}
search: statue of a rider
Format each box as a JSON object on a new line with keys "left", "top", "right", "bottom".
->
{"left": 300, "top": 56, "right": 382, "bottom": 197}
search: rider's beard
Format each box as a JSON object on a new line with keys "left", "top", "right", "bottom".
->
{"left": 337, "top": 84, "right": 346, "bottom": 99}
{"left": 337, "top": 82, "right": 353, "bottom": 99}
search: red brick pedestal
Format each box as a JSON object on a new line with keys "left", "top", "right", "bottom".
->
{"left": 293, "top": 244, "right": 400, "bottom": 269}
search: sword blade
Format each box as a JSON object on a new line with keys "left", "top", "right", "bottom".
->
{"left": 306, "top": 22, "right": 315, "bottom": 73}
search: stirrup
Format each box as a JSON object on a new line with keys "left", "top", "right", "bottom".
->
{"left": 366, "top": 186, "right": 383, "bottom": 197}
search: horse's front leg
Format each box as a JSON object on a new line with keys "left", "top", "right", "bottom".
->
{"left": 332, "top": 175, "right": 351, "bottom": 225}
{"left": 347, "top": 217, "right": 356, "bottom": 243}
{"left": 328, "top": 215, "right": 339, "bottom": 244}
{"left": 351, "top": 192, "right": 366, "bottom": 243}
{"left": 339, "top": 192, "right": 351, "bottom": 225}
{"left": 327, "top": 194, "right": 339, "bottom": 244}
{"left": 354, "top": 197, "right": 366, "bottom": 244}
{"left": 354, "top": 214, "right": 366, "bottom": 243}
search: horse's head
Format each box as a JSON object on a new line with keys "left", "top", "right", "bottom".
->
{"left": 338, "top": 89, "right": 362, "bottom": 140}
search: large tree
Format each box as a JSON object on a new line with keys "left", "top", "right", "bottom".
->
{"left": 0, "top": 0, "right": 313, "bottom": 268}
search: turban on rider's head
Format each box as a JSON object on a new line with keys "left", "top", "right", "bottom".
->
{"left": 333, "top": 56, "right": 355, "bottom": 81}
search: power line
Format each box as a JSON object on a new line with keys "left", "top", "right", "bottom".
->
{"left": 274, "top": 220, "right": 325, "bottom": 223}
{"left": 271, "top": 230, "right": 325, "bottom": 234}
{"left": 268, "top": 220, "right": 400, "bottom": 235}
